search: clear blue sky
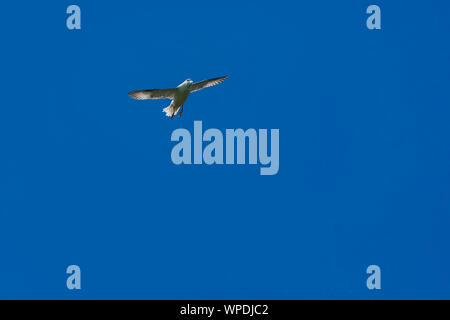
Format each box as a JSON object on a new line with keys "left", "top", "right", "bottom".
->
{"left": 0, "top": 1, "right": 449, "bottom": 299}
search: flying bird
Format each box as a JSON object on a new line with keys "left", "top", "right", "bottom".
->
{"left": 128, "top": 76, "right": 229, "bottom": 120}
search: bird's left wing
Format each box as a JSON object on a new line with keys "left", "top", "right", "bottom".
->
{"left": 128, "top": 88, "right": 177, "bottom": 100}
{"left": 190, "top": 76, "right": 229, "bottom": 93}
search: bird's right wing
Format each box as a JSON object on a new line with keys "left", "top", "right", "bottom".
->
{"left": 128, "top": 88, "right": 177, "bottom": 100}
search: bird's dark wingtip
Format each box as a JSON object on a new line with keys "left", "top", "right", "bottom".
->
{"left": 128, "top": 91, "right": 138, "bottom": 99}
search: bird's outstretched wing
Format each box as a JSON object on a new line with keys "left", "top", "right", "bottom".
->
{"left": 128, "top": 88, "right": 177, "bottom": 100}
{"left": 190, "top": 76, "right": 229, "bottom": 93}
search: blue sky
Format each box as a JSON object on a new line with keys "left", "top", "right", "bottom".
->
{"left": 0, "top": 1, "right": 449, "bottom": 299}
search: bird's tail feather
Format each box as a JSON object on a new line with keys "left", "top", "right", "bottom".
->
{"left": 162, "top": 104, "right": 179, "bottom": 117}
{"left": 162, "top": 106, "right": 172, "bottom": 117}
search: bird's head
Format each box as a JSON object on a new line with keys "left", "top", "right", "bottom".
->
{"left": 185, "top": 79, "right": 194, "bottom": 86}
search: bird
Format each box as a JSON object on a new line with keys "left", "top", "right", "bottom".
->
{"left": 128, "top": 76, "right": 229, "bottom": 120}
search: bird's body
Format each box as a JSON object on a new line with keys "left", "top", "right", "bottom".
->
{"left": 128, "top": 76, "right": 229, "bottom": 119}
{"left": 166, "top": 80, "right": 192, "bottom": 118}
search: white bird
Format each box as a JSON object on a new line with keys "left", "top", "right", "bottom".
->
{"left": 128, "top": 76, "right": 229, "bottom": 120}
